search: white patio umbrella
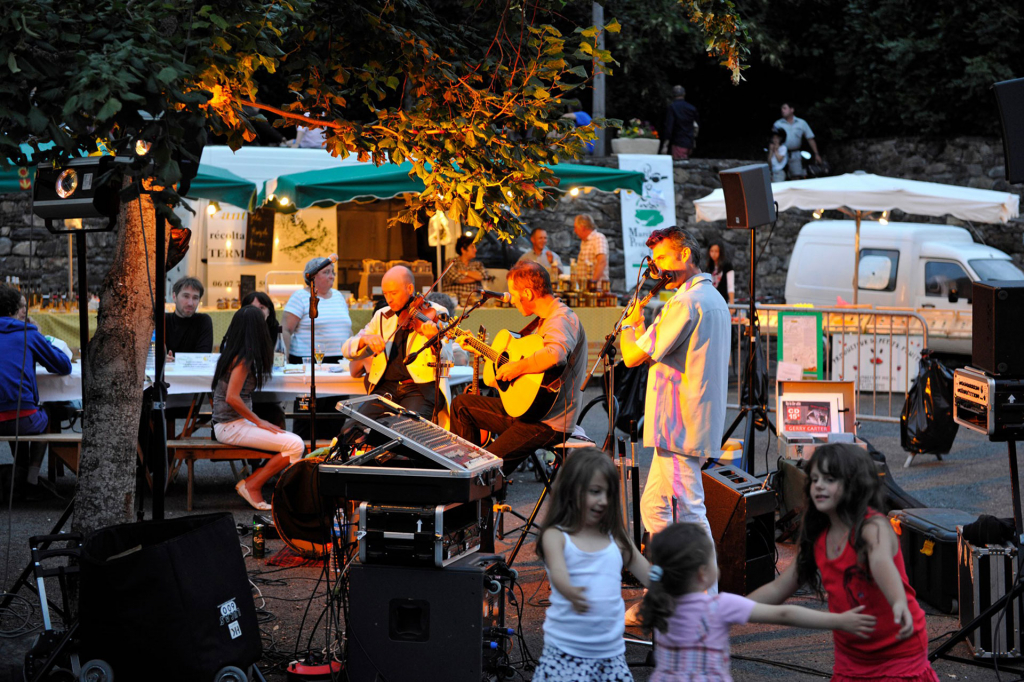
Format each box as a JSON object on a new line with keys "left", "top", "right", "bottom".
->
{"left": 693, "top": 171, "right": 1020, "bottom": 303}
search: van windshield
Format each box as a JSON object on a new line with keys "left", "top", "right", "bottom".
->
{"left": 970, "top": 259, "right": 1024, "bottom": 281}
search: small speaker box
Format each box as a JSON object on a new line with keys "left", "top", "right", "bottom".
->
{"left": 994, "top": 77, "right": 1024, "bottom": 185}
{"left": 719, "top": 164, "right": 776, "bottom": 229}
{"left": 972, "top": 280, "right": 1024, "bottom": 375}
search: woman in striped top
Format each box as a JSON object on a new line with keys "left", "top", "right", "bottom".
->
{"left": 282, "top": 256, "right": 352, "bottom": 363}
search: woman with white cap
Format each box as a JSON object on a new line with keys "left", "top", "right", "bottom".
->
{"left": 282, "top": 256, "right": 352, "bottom": 440}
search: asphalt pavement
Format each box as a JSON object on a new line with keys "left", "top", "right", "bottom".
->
{"left": 0, "top": 387, "right": 1015, "bottom": 681}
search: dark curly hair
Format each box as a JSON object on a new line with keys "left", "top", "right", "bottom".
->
{"left": 0, "top": 283, "right": 22, "bottom": 317}
{"left": 455, "top": 235, "right": 475, "bottom": 255}
{"left": 535, "top": 447, "right": 633, "bottom": 567}
{"left": 796, "top": 443, "right": 884, "bottom": 599}
{"left": 638, "top": 523, "right": 715, "bottom": 634}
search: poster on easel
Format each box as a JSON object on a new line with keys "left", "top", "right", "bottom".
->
{"left": 777, "top": 311, "right": 824, "bottom": 380}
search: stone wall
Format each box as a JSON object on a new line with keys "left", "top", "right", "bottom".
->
{"left": 4, "top": 136, "right": 1022, "bottom": 302}
{"left": 1, "top": 193, "right": 117, "bottom": 298}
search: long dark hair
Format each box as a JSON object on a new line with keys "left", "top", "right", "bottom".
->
{"left": 212, "top": 306, "right": 273, "bottom": 391}
{"left": 535, "top": 447, "right": 633, "bottom": 566}
{"left": 796, "top": 443, "right": 885, "bottom": 599}
{"left": 708, "top": 240, "right": 732, "bottom": 272}
{"left": 639, "top": 523, "right": 715, "bottom": 634}
{"left": 220, "top": 291, "right": 281, "bottom": 349}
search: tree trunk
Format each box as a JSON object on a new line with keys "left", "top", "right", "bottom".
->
{"left": 72, "top": 189, "right": 158, "bottom": 536}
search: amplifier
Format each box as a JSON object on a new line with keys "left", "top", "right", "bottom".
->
{"left": 953, "top": 366, "right": 1024, "bottom": 441}
{"left": 958, "top": 529, "right": 1023, "bottom": 658}
{"left": 358, "top": 500, "right": 482, "bottom": 567}
{"left": 703, "top": 465, "right": 777, "bottom": 595}
{"left": 347, "top": 554, "right": 509, "bottom": 682}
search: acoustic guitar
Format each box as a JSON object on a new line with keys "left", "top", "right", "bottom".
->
{"left": 449, "top": 327, "right": 560, "bottom": 420}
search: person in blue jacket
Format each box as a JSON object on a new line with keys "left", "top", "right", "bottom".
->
{"left": 0, "top": 283, "right": 73, "bottom": 500}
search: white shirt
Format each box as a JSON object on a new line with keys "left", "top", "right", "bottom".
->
{"left": 770, "top": 144, "right": 789, "bottom": 172}
{"left": 542, "top": 532, "right": 625, "bottom": 658}
{"left": 634, "top": 273, "right": 731, "bottom": 457}
{"left": 284, "top": 289, "right": 352, "bottom": 358}
{"left": 772, "top": 117, "right": 814, "bottom": 154}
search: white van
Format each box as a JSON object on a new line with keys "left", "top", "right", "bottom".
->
{"left": 785, "top": 221, "right": 1024, "bottom": 311}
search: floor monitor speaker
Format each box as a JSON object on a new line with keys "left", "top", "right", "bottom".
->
{"left": 994, "top": 78, "right": 1024, "bottom": 185}
{"left": 703, "top": 465, "right": 777, "bottom": 595}
{"left": 719, "top": 164, "right": 776, "bottom": 229}
{"left": 347, "top": 554, "right": 507, "bottom": 682}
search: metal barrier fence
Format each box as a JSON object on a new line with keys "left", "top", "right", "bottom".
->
{"left": 727, "top": 304, "right": 930, "bottom": 424}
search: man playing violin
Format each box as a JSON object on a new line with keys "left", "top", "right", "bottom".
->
{"left": 341, "top": 265, "right": 454, "bottom": 425}
{"left": 450, "top": 261, "right": 588, "bottom": 475}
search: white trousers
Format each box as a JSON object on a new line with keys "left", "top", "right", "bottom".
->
{"left": 640, "top": 447, "right": 717, "bottom": 594}
{"left": 213, "top": 419, "right": 305, "bottom": 463}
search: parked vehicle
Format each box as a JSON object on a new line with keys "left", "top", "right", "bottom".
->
{"left": 785, "top": 220, "right": 1024, "bottom": 358}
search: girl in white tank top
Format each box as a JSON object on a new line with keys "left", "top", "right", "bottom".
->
{"left": 533, "top": 448, "right": 651, "bottom": 682}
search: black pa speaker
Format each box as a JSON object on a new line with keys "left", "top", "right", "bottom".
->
{"left": 972, "top": 280, "right": 1024, "bottom": 375}
{"left": 719, "top": 164, "right": 776, "bottom": 229}
{"left": 703, "top": 465, "right": 777, "bottom": 595}
{"left": 994, "top": 77, "right": 1024, "bottom": 185}
{"left": 347, "top": 554, "right": 507, "bottom": 682}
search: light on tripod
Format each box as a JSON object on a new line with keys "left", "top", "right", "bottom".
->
{"left": 812, "top": 208, "right": 824, "bottom": 219}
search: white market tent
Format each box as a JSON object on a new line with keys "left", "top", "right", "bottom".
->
{"left": 693, "top": 171, "right": 1020, "bottom": 303}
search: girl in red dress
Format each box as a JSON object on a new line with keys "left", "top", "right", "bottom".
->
{"left": 749, "top": 444, "right": 939, "bottom": 681}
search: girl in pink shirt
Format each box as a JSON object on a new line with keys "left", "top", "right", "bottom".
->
{"left": 640, "top": 523, "right": 876, "bottom": 681}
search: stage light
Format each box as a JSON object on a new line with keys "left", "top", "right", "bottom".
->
{"left": 55, "top": 168, "right": 78, "bottom": 199}
{"left": 812, "top": 209, "right": 824, "bottom": 219}
{"left": 207, "top": 201, "right": 220, "bottom": 216}
{"left": 34, "top": 156, "right": 123, "bottom": 234}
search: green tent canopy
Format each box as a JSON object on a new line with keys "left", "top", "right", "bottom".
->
{"left": 262, "top": 161, "right": 645, "bottom": 211}
{"left": 186, "top": 165, "right": 258, "bottom": 211}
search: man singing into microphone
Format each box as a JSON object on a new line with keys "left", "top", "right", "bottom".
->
{"left": 341, "top": 265, "right": 454, "bottom": 427}
{"left": 619, "top": 227, "right": 730, "bottom": 593}
{"left": 451, "top": 261, "right": 587, "bottom": 474}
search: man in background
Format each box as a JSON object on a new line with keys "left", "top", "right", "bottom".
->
{"left": 573, "top": 214, "right": 609, "bottom": 283}
{"left": 660, "top": 85, "right": 700, "bottom": 161}
{"left": 517, "top": 228, "right": 562, "bottom": 272}
{"left": 773, "top": 102, "right": 822, "bottom": 179}
{"left": 166, "top": 276, "right": 213, "bottom": 359}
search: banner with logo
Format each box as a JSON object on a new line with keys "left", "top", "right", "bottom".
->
{"left": 618, "top": 154, "right": 676, "bottom": 285}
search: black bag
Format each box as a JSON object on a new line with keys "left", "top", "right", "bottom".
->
{"left": 605, "top": 360, "right": 647, "bottom": 434}
{"left": 900, "top": 350, "right": 959, "bottom": 455}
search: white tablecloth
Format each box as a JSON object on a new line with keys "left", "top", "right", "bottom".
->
{"left": 37, "top": 360, "right": 472, "bottom": 403}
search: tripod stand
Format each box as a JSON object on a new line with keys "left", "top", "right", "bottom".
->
{"left": 721, "top": 226, "right": 775, "bottom": 475}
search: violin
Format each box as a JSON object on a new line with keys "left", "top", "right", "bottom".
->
{"left": 395, "top": 293, "right": 442, "bottom": 334}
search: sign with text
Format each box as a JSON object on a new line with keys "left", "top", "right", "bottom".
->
{"left": 830, "top": 335, "right": 924, "bottom": 393}
{"left": 245, "top": 208, "right": 275, "bottom": 263}
{"left": 207, "top": 208, "right": 249, "bottom": 264}
{"left": 618, "top": 154, "right": 676, "bottom": 285}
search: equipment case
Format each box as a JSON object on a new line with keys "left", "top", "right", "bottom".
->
{"left": 358, "top": 500, "right": 482, "bottom": 567}
{"left": 958, "top": 529, "right": 1023, "bottom": 658}
{"left": 888, "top": 507, "right": 977, "bottom": 613}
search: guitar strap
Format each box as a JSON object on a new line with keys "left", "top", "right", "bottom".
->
{"left": 518, "top": 316, "right": 542, "bottom": 336}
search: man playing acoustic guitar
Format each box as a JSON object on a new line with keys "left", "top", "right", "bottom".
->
{"left": 450, "top": 261, "right": 588, "bottom": 475}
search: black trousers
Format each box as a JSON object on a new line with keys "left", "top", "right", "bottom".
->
{"left": 450, "top": 393, "right": 565, "bottom": 476}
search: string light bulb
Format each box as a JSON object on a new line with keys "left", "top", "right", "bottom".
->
{"left": 879, "top": 210, "right": 889, "bottom": 225}
{"left": 812, "top": 209, "right": 824, "bottom": 220}
{"left": 278, "top": 196, "right": 290, "bottom": 207}
{"left": 569, "top": 187, "right": 580, "bottom": 196}
{"left": 207, "top": 201, "right": 220, "bottom": 215}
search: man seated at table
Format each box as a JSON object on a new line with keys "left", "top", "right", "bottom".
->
{"left": 166, "top": 276, "right": 213, "bottom": 359}
{"left": 341, "top": 266, "right": 454, "bottom": 431}
{"left": 0, "top": 283, "right": 73, "bottom": 501}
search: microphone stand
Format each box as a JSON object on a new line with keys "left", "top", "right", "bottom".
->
{"left": 307, "top": 284, "right": 320, "bottom": 450}
{"left": 579, "top": 261, "right": 668, "bottom": 453}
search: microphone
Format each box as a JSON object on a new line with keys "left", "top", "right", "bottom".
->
{"left": 478, "top": 289, "right": 511, "bottom": 304}
{"left": 305, "top": 254, "right": 338, "bottom": 282}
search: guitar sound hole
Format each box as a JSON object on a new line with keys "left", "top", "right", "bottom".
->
{"left": 496, "top": 351, "right": 511, "bottom": 390}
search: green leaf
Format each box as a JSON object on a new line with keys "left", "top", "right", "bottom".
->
{"left": 7, "top": 54, "right": 20, "bottom": 73}
{"left": 156, "top": 67, "right": 177, "bottom": 84}
{"left": 28, "top": 107, "right": 48, "bottom": 133}
{"left": 95, "top": 97, "right": 122, "bottom": 120}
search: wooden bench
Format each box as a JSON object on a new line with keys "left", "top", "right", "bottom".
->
{"left": 0, "top": 433, "right": 82, "bottom": 478}
{"left": 167, "top": 438, "right": 334, "bottom": 511}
